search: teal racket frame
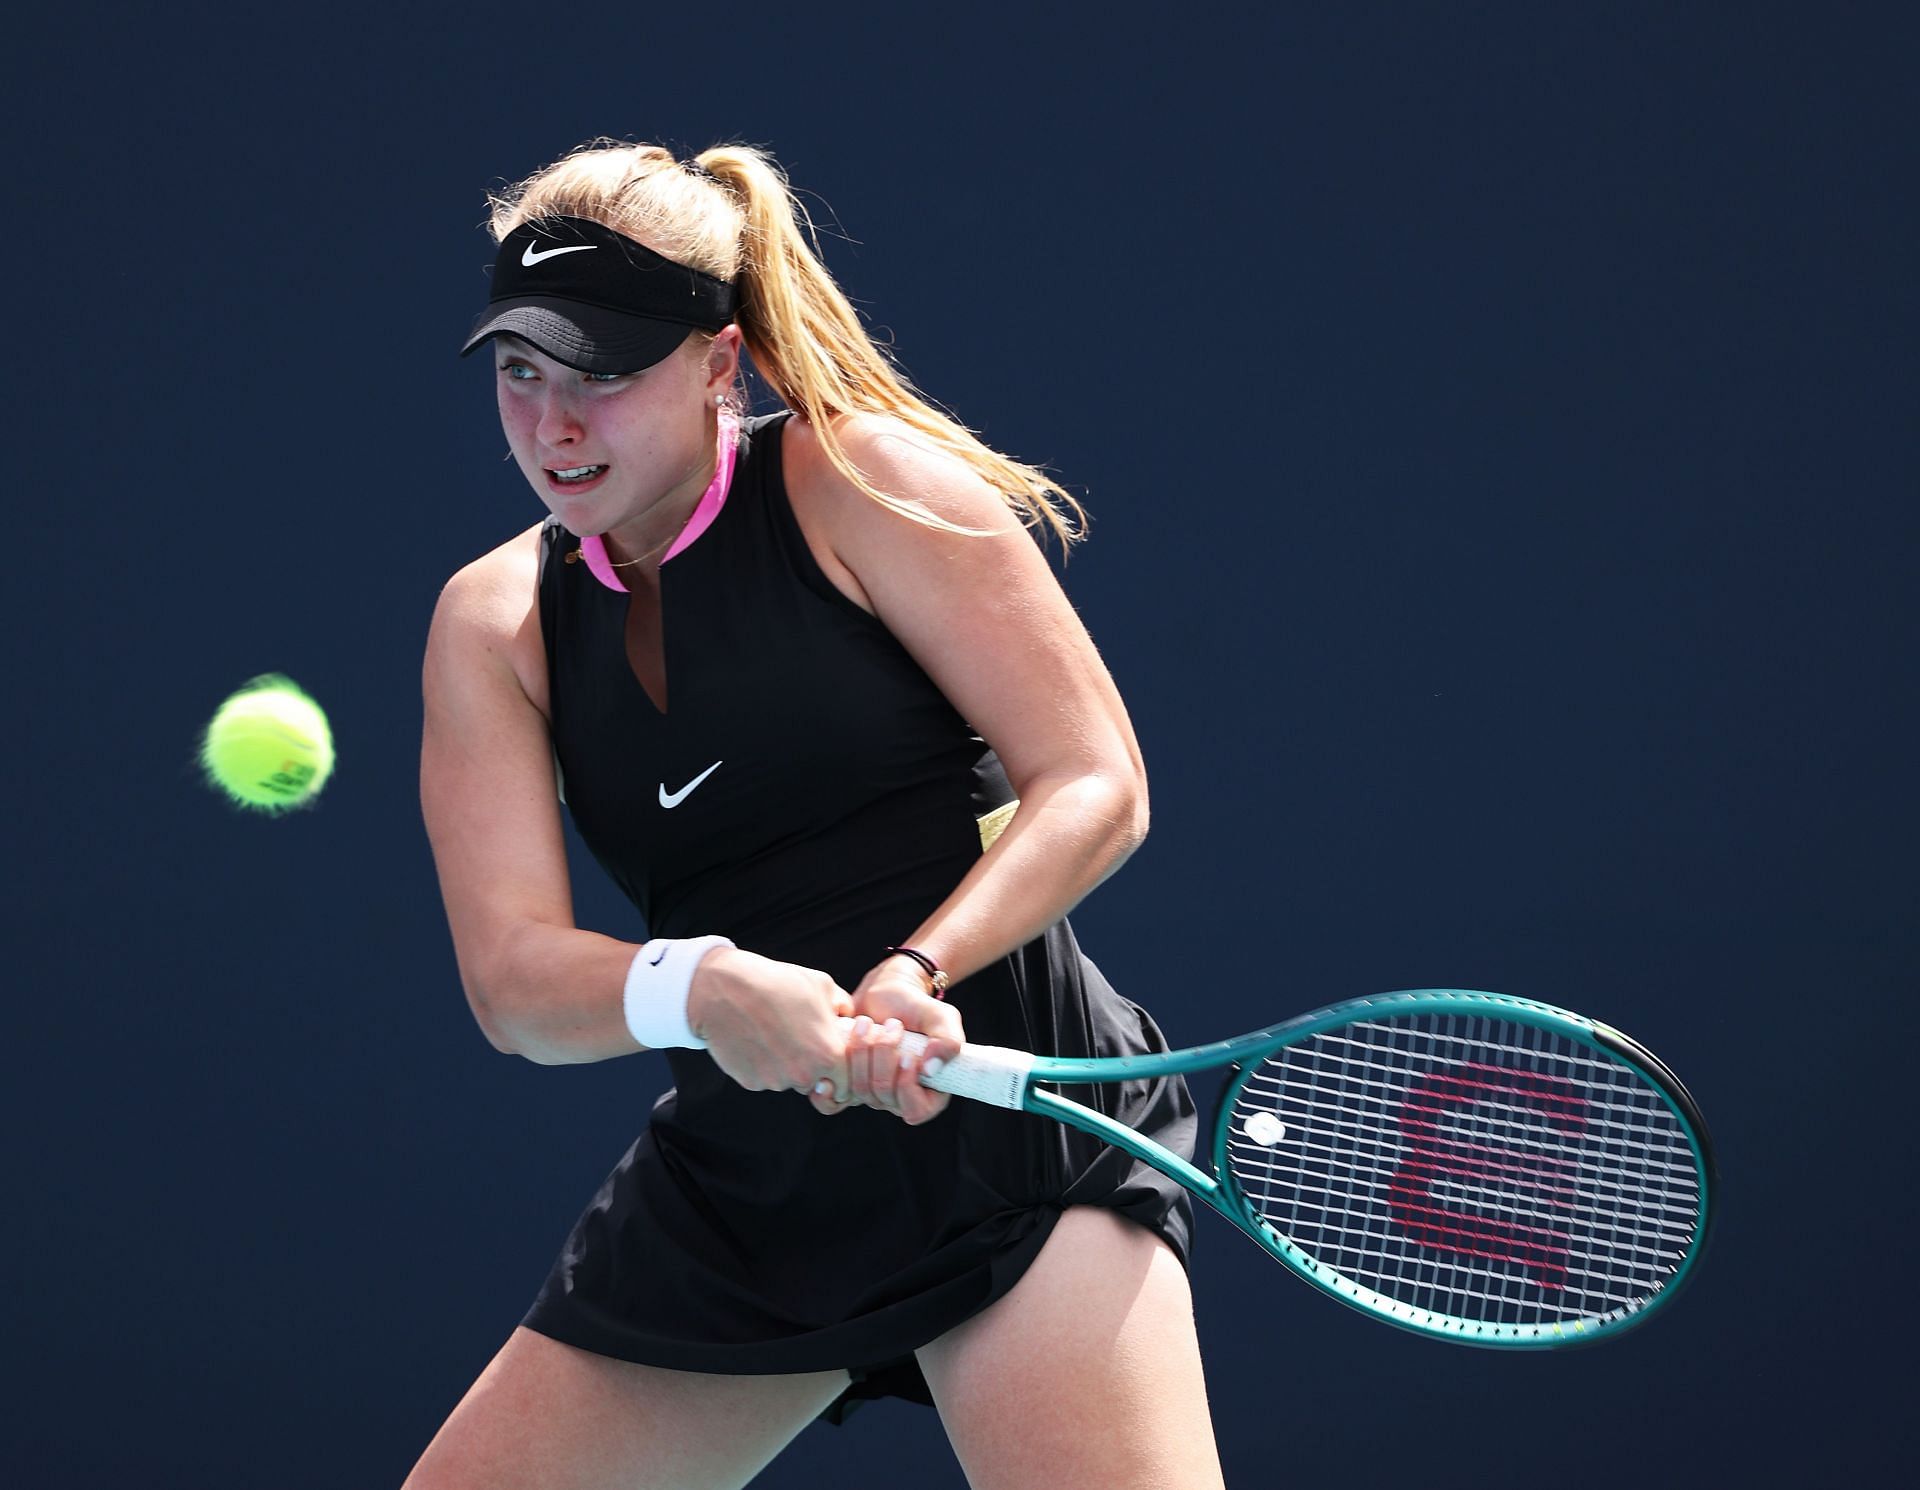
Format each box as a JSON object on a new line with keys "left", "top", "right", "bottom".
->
{"left": 1012, "top": 989, "right": 1716, "bottom": 1348}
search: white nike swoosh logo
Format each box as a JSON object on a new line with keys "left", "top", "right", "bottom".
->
{"left": 521, "top": 242, "right": 597, "bottom": 267}
{"left": 659, "top": 760, "right": 723, "bottom": 809}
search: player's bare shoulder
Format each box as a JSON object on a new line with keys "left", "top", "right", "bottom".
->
{"left": 784, "top": 410, "right": 1018, "bottom": 535}
{"left": 782, "top": 412, "right": 1022, "bottom": 615}
{"left": 425, "top": 520, "right": 552, "bottom": 720}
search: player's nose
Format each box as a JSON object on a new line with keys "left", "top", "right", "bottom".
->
{"left": 534, "top": 388, "right": 585, "bottom": 446}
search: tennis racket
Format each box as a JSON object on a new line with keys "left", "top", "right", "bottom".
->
{"left": 892, "top": 988, "right": 1715, "bottom": 1348}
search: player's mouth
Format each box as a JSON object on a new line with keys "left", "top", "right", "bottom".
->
{"left": 546, "top": 464, "right": 609, "bottom": 492}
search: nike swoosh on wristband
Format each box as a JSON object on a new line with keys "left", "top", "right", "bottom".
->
{"left": 521, "top": 242, "right": 597, "bottom": 267}
{"left": 659, "top": 761, "right": 723, "bottom": 809}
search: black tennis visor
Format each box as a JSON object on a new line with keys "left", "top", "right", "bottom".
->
{"left": 460, "top": 215, "right": 739, "bottom": 374}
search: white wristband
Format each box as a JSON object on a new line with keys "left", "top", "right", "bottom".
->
{"left": 623, "top": 936, "right": 734, "bottom": 1050}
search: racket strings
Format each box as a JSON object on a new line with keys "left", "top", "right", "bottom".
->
{"left": 1238, "top": 1126, "right": 1697, "bottom": 1238}
{"left": 1243, "top": 1067, "right": 1698, "bottom": 1193}
{"left": 1224, "top": 1012, "right": 1703, "bottom": 1330}
{"left": 1302, "top": 1030, "right": 1687, "bottom": 1133}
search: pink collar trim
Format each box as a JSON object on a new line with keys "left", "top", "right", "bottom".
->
{"left": 577, "top": 415, "right": 739, "bottom": 594}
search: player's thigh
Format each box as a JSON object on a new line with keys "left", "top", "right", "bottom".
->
{"left": 916, "top": 1206, "right": 1225, "bottom": 1490}
{"left": 402, "top": 1326, "right": 851, "bottom": 1490}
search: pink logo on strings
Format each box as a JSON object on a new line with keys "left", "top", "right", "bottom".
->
{"left": 1387, "top": 1062, "right": 1588, "bottom": 1290}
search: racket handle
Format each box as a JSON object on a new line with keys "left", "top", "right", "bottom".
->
{"left": 835, "top": 1019, "right": 1034, "bottom": 1109}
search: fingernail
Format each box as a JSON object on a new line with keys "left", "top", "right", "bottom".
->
{"left": 814, "top": 1080, "right": 832, "bottom": 1096}
{"left": 922, "top": 1057, "right": 945, "bottom": 1078}
{"left": 884, "top": 1018, "right": 903, "bottom": 1033}
{"left": 853, "top": 1015, "right": 872, "bottom": 1036}
{"left": 897, "top": 1047, "right": 915, "bottom": 1072}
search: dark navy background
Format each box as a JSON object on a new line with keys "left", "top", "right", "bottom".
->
{"left": 11, "top": 3, "right": 1913, "bottom": 1485}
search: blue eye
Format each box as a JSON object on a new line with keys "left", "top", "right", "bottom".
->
{"left": 500, "top": 362, "right": 535, "bottom": 382}
{"left": 585, "top": 371, "right": 628, "bottom": 384}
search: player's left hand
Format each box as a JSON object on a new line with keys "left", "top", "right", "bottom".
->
{"left": 829, "top": 959, "right": 965, "bottom": 1125}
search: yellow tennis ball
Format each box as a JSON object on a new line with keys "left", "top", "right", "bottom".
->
{"left": 199, "top": 674, "right": 335, "bottom": 812}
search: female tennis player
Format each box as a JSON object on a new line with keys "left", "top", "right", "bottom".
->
{"left": 407, "top": 139, "right": 1226, "bottom": 1489}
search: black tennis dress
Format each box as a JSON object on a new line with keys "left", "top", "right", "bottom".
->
{"left": 523, "top": 410, "right": 1196, "bottom": 1418}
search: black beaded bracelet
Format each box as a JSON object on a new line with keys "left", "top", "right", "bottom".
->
{"left": 884, "top": 945, "right": 951, "bottom": 999}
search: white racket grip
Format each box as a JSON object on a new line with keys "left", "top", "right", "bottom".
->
{"left": 836, "top": 1020, "right": 1034, "bottom": 1108}
{"left": 902, "top": 1032, "right": 1034, "bottom": 1109}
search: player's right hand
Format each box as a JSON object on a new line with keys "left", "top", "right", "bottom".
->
{"left": 687, "top": 947, "right": 855, "bottom": 1100}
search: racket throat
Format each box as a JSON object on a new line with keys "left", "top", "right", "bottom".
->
{"left": 1024, "top": 1087, "right": 1224, "bottom": 1202}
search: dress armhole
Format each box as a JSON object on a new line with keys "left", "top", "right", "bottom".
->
{"left": 757, "top": 413, "right": 895, "bottom": 629}
{"left": 534, "top": 517, "right": 568, "bottom": 686}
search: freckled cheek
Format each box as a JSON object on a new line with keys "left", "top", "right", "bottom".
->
{"left": 496, "top": 393, "right": 543, "bottom": 463}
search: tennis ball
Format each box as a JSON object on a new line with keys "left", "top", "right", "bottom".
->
{"left": 199, "top": 674, "right": 335, "bottom": 813}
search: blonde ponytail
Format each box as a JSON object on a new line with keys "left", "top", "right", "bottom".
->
{"left": 485, "top": 139, "right": 1086, "bottom": 545}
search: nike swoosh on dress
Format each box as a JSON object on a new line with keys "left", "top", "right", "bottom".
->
{"left": 658, "top": 761, "right": 723, "bottom": 809}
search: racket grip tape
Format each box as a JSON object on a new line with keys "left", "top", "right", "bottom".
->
{"left": 835, "top": 1019, "right": 1034, "bottom": 1108}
